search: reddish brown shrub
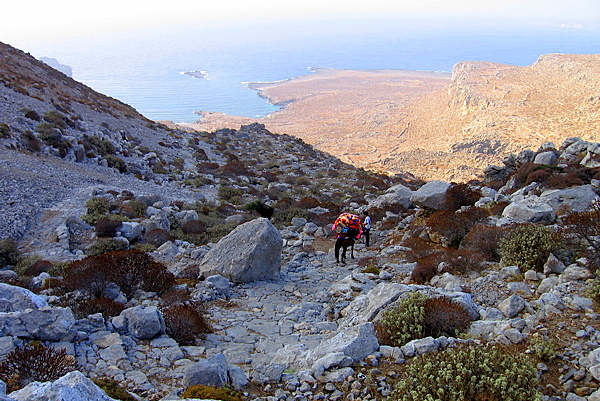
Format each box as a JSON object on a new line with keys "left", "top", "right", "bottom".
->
{"left": 401, "top": 234, "right": 444, "bottom": 261}
{"left": 423, "top": 297, "right": 475, "bottom": 338}
{"left": 144, "top": 229, "right": 172, "bottom": 247}
{"left": 445, "top": 183, "right": 481, "bottom": 211}
{"left": 62, "top": 249, "right": 175, "bottom": 299}
{"left": 561, "top": 202, "right": 600, "bottom": 269}
{"left": 426, "top": 207, "right": 489, "bottom": 248}
{"left": 74, "top": 296, "right": 125, "bottom": 319}
{"left": 296, "top": 197, "right": 321, "bottom": 209}
{"left": 0, "top": 343, "right": 76, "bottom": 392}
{"left": 95, "top": 218, "right": 122, "bottom": 238}
{"left": 182, "top": 220, "right": 207, "bottom": 235}
{"left": 21, "top": 260, "right": 53, "bottom": 277}
{"left": 460, "top": 224, "right": 509, "bottom": 262}
{"left": 438, "top": 248, "right": 486, "bottom": 275}
{"left": 411, "top": 253, "right": 443, "bottom": 284}
{"left": 162, "top": 304, "right": 212, "bottom": 345}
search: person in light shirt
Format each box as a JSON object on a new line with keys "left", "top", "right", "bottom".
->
{"left": 362, "top": 210, "right": 371, "bottom": 247}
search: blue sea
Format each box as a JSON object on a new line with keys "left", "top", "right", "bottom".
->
{"left": 21, "top": 18, "right": 600, "bottom": 123}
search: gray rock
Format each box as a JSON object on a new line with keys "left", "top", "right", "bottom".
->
{"left": 537, "top": 276, "right": 559, "bottom": 293}
{"left": 204, "top": 275, "right": 232, "bottom": 298}
{"left": 401, "top": 337, "right": 440, "bottom": 357}
{"left": 199, "top": 218, "right": 283, "bottom": 283}
{"left": 338, "top": 282, "right": 408, "bottom": 329}
{"left": 498, "top": 294, "right": 527, "bottom": 318}
{"left": 560, "top": 265, "right": 593, "bottom": 283}
{"left": 116, "top": 306, "right": 164, "bottom": 340}
{"left": 311, "top": 352, "right": 353, "bottom": 377}
{"left": 501, "top": 196, "right": 556, "bottom": 224}
{"left": 183, "top": 353, "right": 230, "bottom": 388}
{"left": 0, "top": 283, "right": 48, "bottom": 312}
{"left": 228, "top": 364, "right": 249, "bottom": 389}
{"left": 307, "top": 323, "right": 379, "bottom": 366}
{"left": 410, "top": 181, "right": 451, "bottom": 210}
{"left": 543, "top": 254, "right": 566, "bottom": 275}
{"left": 534, "top": 151, "right": 558, "bottom": 166}
{"left": 540, "top": 185, "right": 599, "bottom": 214}
{"left": 9, "top": 370, "right": 118, "bottom": 401}
{"left": 119, "top": 221, "right": 142, "bottom": 241}
{"left": 370, "top": 184, "right": 413, "bottom": 210}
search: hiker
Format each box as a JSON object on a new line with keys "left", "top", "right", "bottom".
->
{"left": 362, "top": 210, "right": 371, "bottom": 247}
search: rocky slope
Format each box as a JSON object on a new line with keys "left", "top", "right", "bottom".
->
{"left": 2, "top": 40, "right": 600, "bottom": 401}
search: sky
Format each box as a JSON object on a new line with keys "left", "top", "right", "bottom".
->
{"left": 2, "top": 0, "right": 599, "bottom": 49}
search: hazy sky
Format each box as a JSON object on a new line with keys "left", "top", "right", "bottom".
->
{"left": 2, "top": 0, "right": 599, "bottom": 48}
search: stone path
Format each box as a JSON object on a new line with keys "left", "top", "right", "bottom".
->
{"left": 201, "top": 242, "right": 382, "bottom": 383}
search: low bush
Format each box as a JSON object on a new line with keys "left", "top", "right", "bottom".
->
{"left": 411, "top": 253, "right": 441, "bottom": 284}
{"left": 0, "top": 238, "right": 20, "bottom": 268}
{"left": 561, "top": 201, "right": 600, "bottom": 269}
{"left": 85, "top": 239, "right": 129, "bottom": 256}
{"left": 245, "top": 200, "right": 275, "bottom": 219}
{"left": 460, "top": 223, "right": 508, "bottom": 262}
{"left": 423, "top": 297, "right": 474, "bottom": 338}
{"left": 375, "top": 292, "right": 426, "bottom": 347}
{"left": 62, "top": 249, "right": 175, "bottom": 299}
{"left": 162, "top": 304, "right": 212, "bottom": 345}
{"left": 95, "top": 218, "right": 123, "bottom": 238}
{"left": 499, "top": 224, "right": 558, "bottom": 272}
{"left": 144, "top": 229, "right": 172, "bottom": 247}
{"left": 388, "top": 344, "right": 540, "bottom": 401}
{"left": 93, "top": 378, "right": 137, "bottom": 401}
{"left": 0, "top": 343, "right": 76, "bottom": 392}
{"left": 444, "top": 183, "right": 481, "bottom": 211}
{"left": 181, "top": 384, "right": 242, "bottom": 401}
{"left": 73, "top": 296, "right": 126, "bottom": 319}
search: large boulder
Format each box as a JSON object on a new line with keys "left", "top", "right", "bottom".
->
{"left": 113, "top": 305, "right": 164, "bottom": 340}
{"left": 0, "top": 307, "right": 75, "bottom": 341}
{"left": 410, "top": 180, "right": 451, "bottom": 210}
{"left": 0, "top": 283, "right": 48, "bottom": 312}
{"left": 199, "top": 218, "right": 282, "bottom": 283}
{"left": 9, "top": 370, "right": 118, "bottom": 401}
{"left": 501, "top": 196, "right": 556, "bottom": 224}
{"left": 540, "top": 185, "right": 599, "bottom": 214}
{"left": 370, "top": 184, "right": 413, "bottom": 210}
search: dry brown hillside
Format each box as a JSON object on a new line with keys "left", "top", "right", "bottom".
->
{"left": 183, "top": 54, "right": 600, "bottom": 182}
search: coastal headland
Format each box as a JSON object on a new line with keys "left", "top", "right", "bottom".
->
{"left": 177, "top": 55, "right": 600, "bottom": 182}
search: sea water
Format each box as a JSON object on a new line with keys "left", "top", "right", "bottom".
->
{"left": 20, "top": 17, "right": 600, "bottom": 123}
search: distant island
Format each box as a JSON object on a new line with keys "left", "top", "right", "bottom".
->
{"left": 181, "top": 70, "right": 208, "bottom": 79}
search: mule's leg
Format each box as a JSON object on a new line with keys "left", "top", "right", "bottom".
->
{"left": 335, "top": 238, "right": 342, "bottom": 263}
{"left": 341, "top": 245, "right": 347, "bottom": 264}
{"left": 350, "top": 241, "right": 355, "bottom": 259}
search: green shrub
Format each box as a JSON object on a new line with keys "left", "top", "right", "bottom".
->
{"left": 499, "top": 224, "right": 558, "bottom": 272}
{"left": 105, "top": 155, "right": 126, "bottom": 172}
{"left": 43, "top": 110, "right": 69, "bottom": 128}
{"left": 85, "top": 239, "right": 129, "bottom": 256}
{"left": 527, "top": 336, "right": 556, "bottom": 362}
{"left": 85, "top": 197, "right": 111, "bottom": 215}
{"left": 0, "top": 238, "right": 20, "bottom": 268}
{"left": 181, "top": 384, "right": 242, "bottom": 401}
{"left": 218, "top": 186, "right": 243, "bottom": 201}
{"left": 0, "top": 343, "right": 76, "bottom": 392}
{"left": 93, "top": 378, "right": 136, "bottom": 401}
{"left": 376, "top": 293, "right": 474, "bottom": 347}
{"left": 375, "top": 292, "right": 427, "bottom": 347}
{"left": 388, "top": 344, "right": 540, "bottom": 401}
